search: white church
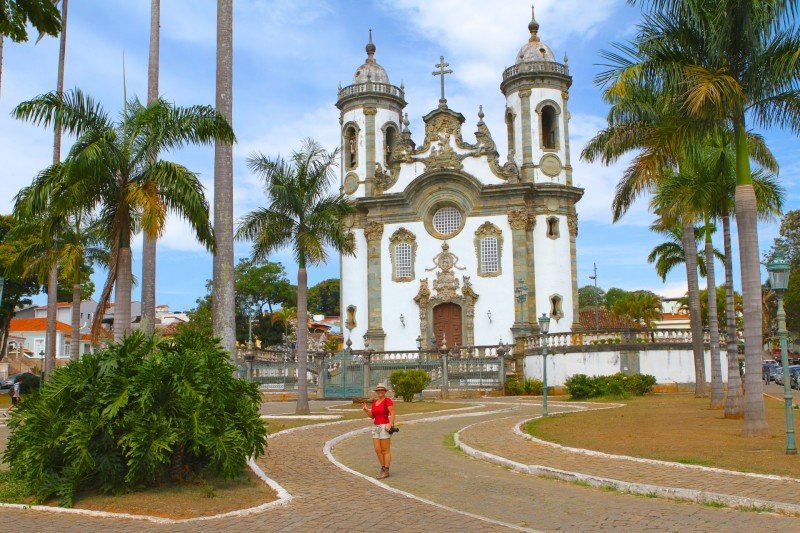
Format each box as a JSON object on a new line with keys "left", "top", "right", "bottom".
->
{"left": 338, "top": 10, "right": 582, "bottom": 352}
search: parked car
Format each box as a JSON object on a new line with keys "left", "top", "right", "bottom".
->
{"left": 763, "top": 360, "right": 780, "bottom": 382}
{"left": 776, "top": 365, "right": 800, "bottom": 387}
{"left": 0, "top": 372, "right": 40, "bottom": 394}
{"left": 791, "top": 368, "right": 800, "bottom": 390}
{"left": 771, "top": 365, "right": 784, "bottom": 383}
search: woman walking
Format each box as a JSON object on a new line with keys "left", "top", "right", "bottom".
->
{"left": 362, "top": 383, "right": 395, "bottom": 479}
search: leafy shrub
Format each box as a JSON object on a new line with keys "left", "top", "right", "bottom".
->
{"left": 15, "top": 373, "right": 40, "bottom": 394}
{"left": 505, "top": 377, "right": 524, "bottom": 396}
{"left": 564, "top": 374, "right": 597, "bottom": 399}
{"left": 3, "top": 331, "right": 267, "bottom": 506}
{"left": 523, "top": 378, "right": 543, "bottom": 395}
{"left": 389, "top": 369, "right": 431, "bottom": 402}
{"left": 565, "top": 372, "right": 657, "bottom": 400}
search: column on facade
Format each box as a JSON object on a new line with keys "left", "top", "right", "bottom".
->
{"left": 508, "top": 208, "right": 533, "bottom": 337}
{"left": 561, "top": 90, "right": 573, "bottom": 187}
{"left": 364, "top": 107, "right": 377, "bottom": 196}
{"left": 364, "top": 220, "right": 385, "bottom": 350}
{"left": 525, "top": 215, "right": 538, "bottom": 329}
{"left": 568, "top": 207, "right": 582, "bottom": 332}
{"left": 518, "top": 89, "right": 534, "bottom": 182}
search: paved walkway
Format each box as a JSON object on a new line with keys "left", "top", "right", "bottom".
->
{"left": 1, "top": 400, "right": 798, "bottom": 531}
{"left": 457, "top": 401, "right": 800, "bottom": 509}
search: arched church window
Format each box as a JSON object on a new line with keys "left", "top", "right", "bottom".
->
{"left": 505, "top": 108, "right": 516, "bottom": 158}
{"left": 540, "top": 104, "right": 559, "bottom": 150}
{"left": 384, "top": 124, "right": 398, "bottom": 166}
{"left": 390, "top": 228, "right": 416, "bottom": 282}
{"left": 546, "top": 217, "right": 560, "bottom": 239}
{"left": 432, "top": 207, "right": 463, "bottom": 238}
{"left": 550, "top": 294, "right": 564, "bottom": 320}
{"left": 344, "top": 125, "right": 358, "bottom": 170}
{"left": 474, "top": 222, "right": 503, "bottom": 277}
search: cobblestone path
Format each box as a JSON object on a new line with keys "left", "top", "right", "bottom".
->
{"left": 459, "top": 403, "right": 800, "bottom": 508}
{"left": 334, "top": 400, "right": 799, "bottom": 531}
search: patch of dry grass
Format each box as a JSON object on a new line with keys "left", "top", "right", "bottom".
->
{"left": 525, "top": 393, "right": 800, "bottom": 477}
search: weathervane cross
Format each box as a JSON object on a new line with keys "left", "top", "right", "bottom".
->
{"left": 432, "top": 55, "right": 453, "bottom": 105}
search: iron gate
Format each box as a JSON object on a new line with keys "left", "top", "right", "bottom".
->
{"left": 321, "top": 350, "right": 365, "bottom": 398}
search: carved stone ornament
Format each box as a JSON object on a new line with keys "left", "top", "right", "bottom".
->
{"left": 426, "top": 242, "right": 465, "bottom": 301}
{"left": 373, "top": 163, "right": 396, "bottom": 193}
{"left": 364, "top": 221, "right": 384, "bottom": 242}
{"left": 545, "top": 197, "right": 560, "bottom": 213}
{"left": 507, "top": 208, "right": 530, "bottom": 231}
{"left": 423, "top": 142, "right": 463, "bottom": 172}
{"left": 363, "top": 107, "right": 378, "bottom": 116}
{"left": 567, "top": 210, "right": 578, "bottom": 237}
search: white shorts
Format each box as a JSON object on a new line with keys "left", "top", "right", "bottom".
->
{"left": 371, "top": 425, "right": 392, "bottom": 439}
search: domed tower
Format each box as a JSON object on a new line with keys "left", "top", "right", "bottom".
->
{"left": 336, "top": 31, "right": 406, "bottom": 198}
{"left": 500, "top": 7, "right": 572, "bottom": 185}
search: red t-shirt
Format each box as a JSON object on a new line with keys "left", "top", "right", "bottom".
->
{"left": 371, "top": 398, "right": 393, "bottom": 425}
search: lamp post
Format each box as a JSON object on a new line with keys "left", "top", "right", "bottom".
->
{"left": 538, "top": 313, "right": 551, "bottom": 417}
{"left": 767, "top": 254, "right": 796, "bottom": 455}
{"left": 589, "top": 263, "right": 599, "bottom": 331}
{"left": 515, "top": 279, "right": 529, "bottom": 331}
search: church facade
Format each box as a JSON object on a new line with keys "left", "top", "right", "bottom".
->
{"left": 338, "top": 11, "right": 583, "bottom": 351}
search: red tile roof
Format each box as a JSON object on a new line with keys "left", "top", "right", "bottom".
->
{"left": 9, "top": 318, "right": 71, "bottom": 333}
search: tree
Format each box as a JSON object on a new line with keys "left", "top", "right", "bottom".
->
{"left": 646, "top": 221, "right": 720, "bottom": 281}
{"left": 678, "top": 286, "right": 743, "bottom": 332}
{"left": 0, "top": 216, "right": 41, "bottom": 359}
{"left": 605, "top": 288, "right": 630, "bottom": 310}
{"left": 212, "top": 0, "right": 236, "bottom": 358}
{"left": 141, "top": 0, "right": 161, "bottom": 334}
{"left": 0, "top": 0, "right": 62, "bottom": 100}
{"left": 618, "top": 0, "right": 800, "bottom": 436}
{"left": 611, "top": 291, "right": 662, "bottom": 329}
{"left": 771, "top": 210, "right": 800, "bottom": 335}
{"left": 13, "top": 90, "right": 233, "bottom": 342}
{"left": 236, "top": 140, "right": 356, "bottom": 414}
{"left": 578, "top": 285, "right": 606, "bottom": 310}
{"left": 235, "top": 258, "right": 294, "bottom": 316}
{"left": 307, "top": 278, "right": 340, "bottom": 316}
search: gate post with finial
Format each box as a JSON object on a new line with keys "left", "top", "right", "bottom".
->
{"left": 439, "top": 334, "right": 449, "bottom": 399}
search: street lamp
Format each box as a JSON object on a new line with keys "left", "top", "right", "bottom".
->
{"left": 416, "top": 335, "right": 423, "bottom": 351}
{"left": 538, "top": 313, "right": 551, "bottom": 417}
{"left": 767, "top": 253, "right": 796, "bottom": 454}
{"left": 515, "top": 279, "right": 529, "bottom": 329}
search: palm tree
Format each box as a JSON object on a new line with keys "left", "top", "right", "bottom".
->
{"left": 213, "top": 0, "right": 236, "bottom": 357}
{"left": 614, "top": 0, "right": 800, "bottom": 436}
{"left": 270, "top": 306, "right": 297, "bottom": 341}
{"left": 141, "top": 0, "right": 161, "bottom": 334}
{"left": 647, "top": 221, "right": 719, "bottom": 281}
{"left": 611, "top": 291, "right": 662, "bottom": 329}
{"left": 0, "top": 0, "right": 61, "bottom": 100}
{"left": 13, "top": 90, "right": 233, "bottom": 341}
{"left": 237, "top": 140, "right": 356, "bottom": 414}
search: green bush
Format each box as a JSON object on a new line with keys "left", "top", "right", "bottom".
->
{"left": 565, "top": 372, "right": 657, "bottom": 400}
{"left": 16, "top": 373, "right": 40, "bottom": 394}
{"left": 389, "top": 369, "right": 431, "bottom": 402}
{"left": 504, "top": 377, "right": 524, "bottom": 396}
{"left": 523, "top": 378, "right": 543, "bottom": 395}
{"left": 3, "top": 331, "right": 267, "bottom": 507}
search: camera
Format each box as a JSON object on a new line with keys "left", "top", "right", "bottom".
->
{"left": 387, "top": 425, "right": 399, "bottom": 434}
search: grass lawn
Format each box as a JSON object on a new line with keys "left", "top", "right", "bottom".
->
{"left": 524, "top": 393, "right": 800, "bottom": 477}
{"left": 266, "top": 400, "right": 471, "bottom": 433}
{"left": 0, "top": 469, "right": 275, "bottom": 519}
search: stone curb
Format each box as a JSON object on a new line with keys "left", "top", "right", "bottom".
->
{"left": 454, "top": 413, "right": 800, "bottom": 517}
{"left": 324, "top": 406, "right": 537, "bottom": 532}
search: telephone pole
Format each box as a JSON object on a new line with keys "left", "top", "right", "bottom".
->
{"left": 589, "top": 263, "right": 599, "bottom": 331}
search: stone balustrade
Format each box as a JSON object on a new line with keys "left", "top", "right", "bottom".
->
{"left": 502, "top": 60, "right": 569, "bottom": 80}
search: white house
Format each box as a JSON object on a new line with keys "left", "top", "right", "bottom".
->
{"left": 7, "top": 317, "right": 93, "bottom": 361}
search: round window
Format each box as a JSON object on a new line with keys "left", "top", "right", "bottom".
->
{"left": 432, "top": 206, "right": 463, "bottom": 237}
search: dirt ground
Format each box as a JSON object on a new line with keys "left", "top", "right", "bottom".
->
{"left": 525, "top": 393, "right": 800, "bottom": 477}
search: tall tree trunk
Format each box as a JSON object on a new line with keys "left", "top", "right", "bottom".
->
{"left": 296, "top": 261, "right": 310, "bottom": 414}
{"left": 45, "top": 264, "right": 58, "bottom": 374}
{"left": 733, "top": 118, "right": 768, "bottom": 436}
{"left": 0, "top": 36, "right": 4, "bottom": 101}
{"left": 722, "top": 211, "right": 744, "bottom": 418}
{"left": 705, "top": 216, "right": 723, "bottom": 408}
{"left": 70, "top": 280, "right": 81, "bottom": 360}
{"left": 212, "top": 0, "right": 236, "bottom": 357}
{"left": 682, "top": 221, "right": 706, "bottom": 396}
{"left": 141, "top": 0, "right": 161, "bottom": 335}
{"left": 114, "top": 246, "right": 133, "bottom": 341}
{"left": 45, "top": 0, "right": 69, "bottom": 377}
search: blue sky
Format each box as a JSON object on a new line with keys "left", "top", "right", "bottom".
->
{"left": 1, "top": 0, "right": 798, "bottom": 312}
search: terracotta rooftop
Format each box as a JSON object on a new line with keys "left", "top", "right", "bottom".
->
{"left": 9, "top": 317, "right": 71, "bottom": 333}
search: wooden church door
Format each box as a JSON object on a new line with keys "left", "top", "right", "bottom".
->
{"left": 433, "top": 302, "right": 463, "bottom": 347}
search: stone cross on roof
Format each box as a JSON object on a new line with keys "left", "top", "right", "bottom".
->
{"left": 432, "top": 55, "right": 453, "bottom": 107}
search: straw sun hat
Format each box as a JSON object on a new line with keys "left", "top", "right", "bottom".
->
{"left": 374, "top": 383, "right": 388, "bottom": 391}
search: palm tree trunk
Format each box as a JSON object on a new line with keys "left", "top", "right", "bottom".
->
{"left": 704, "top": 216, "right": 723, "bottom": 408}
{"left": 44, "top": 0, "right": 69, "bottom": 378}
{"left": 722, "top": 211, "right": 744, "bottom": 418}
{"left": 0, "top": 36, "right": 4, "bottom": 101}
{"left": 114, "top": 223, "right": 133, "bottom": 341}
{"left": 682, "top": 221, "right": 706, "bottom": 396}
{"left": 733, "top": 118, "right": 768, "bottom": 437}
{"left": 45, "top": 264, "right": 58, "bottom": 374}
{"left": 70, "top": 280, "right": 81, "bottom": 360}
{"left": 296, "top": 260, "right": 310, "bottom": 414}
{"left": 141, "top": 0, "right": 160, "bottom": 335}
{"left": 212, "top": 0, "right": 236, "bottom": 357}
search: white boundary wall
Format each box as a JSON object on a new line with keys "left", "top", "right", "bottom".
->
{"left": 523, "top": 348, "right": 728, "bottom": 386}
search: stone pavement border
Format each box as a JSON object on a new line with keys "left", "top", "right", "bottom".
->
{"left": 454, "top": 407, "right": 800, "bottom": 516}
